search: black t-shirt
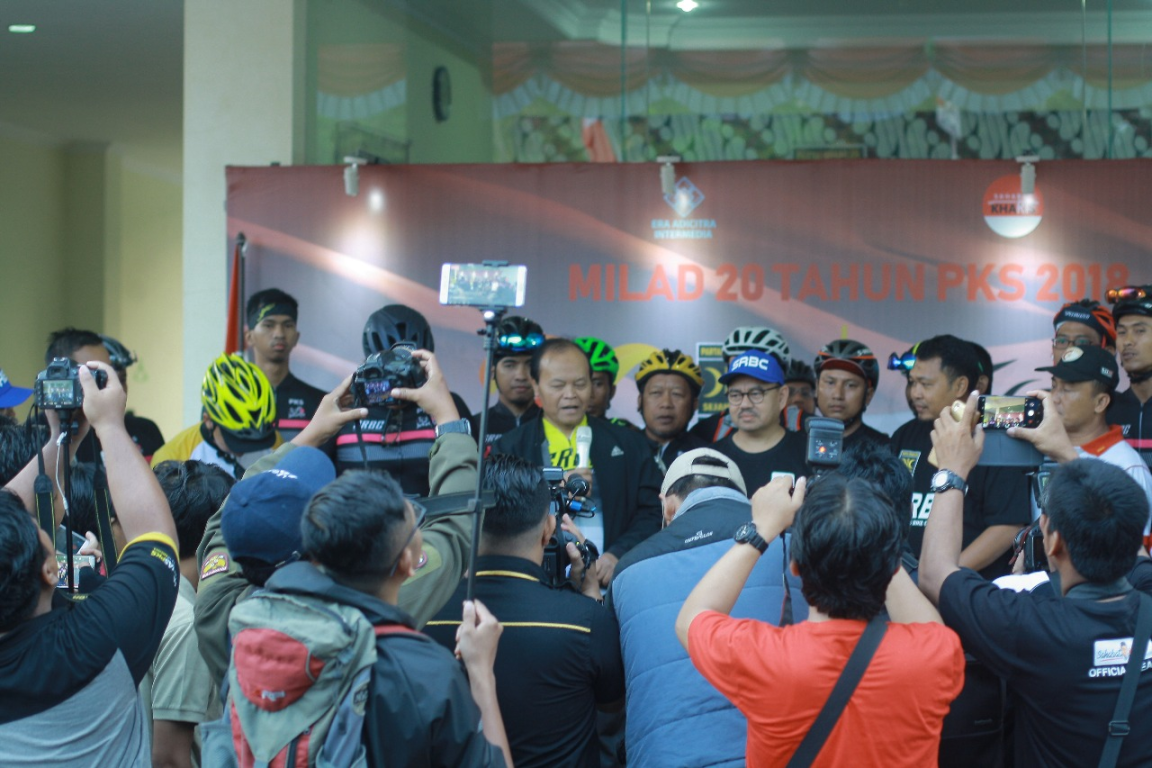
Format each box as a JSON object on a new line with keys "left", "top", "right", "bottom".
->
{"left": 0, "top": 536, "right": 179, "bottom": 724}
{"left": 424, "top": 555, "right": 625, "bottom": 768}
{"left": 941, "top": 567, "right": 1152, "bottom": 768}
{"left": 468, "top": 401, "right": 540, "bottom": 447}
{"left": 274, "top": 372, "right": 328, "bottom": 443}
{"left": 890, "top": 418, "right": 1030, "bottom": 579}
{"left": 1107, "top": 388, "right": 1152, "bottom": 470}
{"left": 649, "top": 430, "right": 709, "bottom": 474}
{"left": 844, "top": 422, "right": 890, "bottom": 449}
{"left": 335, "top": 392, "right": 471, "bottom": 496}
{"left": 713, "top": 429, "right": 809, "bottom": 496}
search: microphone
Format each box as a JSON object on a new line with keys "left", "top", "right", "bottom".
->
{"left": 575, "top": 425, "right": 592, "bottom": 468}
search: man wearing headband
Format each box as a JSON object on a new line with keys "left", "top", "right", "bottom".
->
{"left": 1108, "top": 285, "right": 1152, "bottom": 469}
{"left": 244, "top": 288, "right": 327, "bottom": 442}
{"left": 1050, "top": 299, "right": 1117, "bottom": 365}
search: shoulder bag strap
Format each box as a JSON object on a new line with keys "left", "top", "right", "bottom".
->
{"left": 786, "top": 615, "right": 888, "bottom": 768}
{"left": 1098, "top": 592, "right": 1152, "bottom": 768}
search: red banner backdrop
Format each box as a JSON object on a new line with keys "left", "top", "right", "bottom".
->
{"left": 226, "top": 160, "right": 1150, "bottom": 434}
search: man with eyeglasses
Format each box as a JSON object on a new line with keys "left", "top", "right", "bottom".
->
{"left": 713, "top": 351, "right": 808, "bottom": 496}
{"left": 1107, "top": 285, "right": 1152, "bottom": 471}
{"left": 469, "top": 315, "right": 545, "bottom": 446}
{"left": 1049, "top": 299, "right": 1117, "bottom": 365}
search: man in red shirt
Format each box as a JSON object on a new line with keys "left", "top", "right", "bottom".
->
{"left": 676, "top": 473, "right": 965, "bottom": 767}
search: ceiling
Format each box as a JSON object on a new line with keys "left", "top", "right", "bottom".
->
{"left": 0, "top": 0, "right": 1147, "bottom": 176}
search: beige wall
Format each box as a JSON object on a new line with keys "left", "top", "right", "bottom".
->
{"left": 0, "top": 128, "right": 183, "bottom": 436}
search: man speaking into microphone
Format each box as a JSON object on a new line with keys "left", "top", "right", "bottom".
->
{"left": 495, "top": 338, "right": 662, "bottom": 585}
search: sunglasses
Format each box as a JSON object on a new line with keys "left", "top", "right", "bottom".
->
{"left": 1106, "top": 286, "right": 1149, "bottom": 304}
{"left": 497, "top": 332, "right": 545, "bottom": 352}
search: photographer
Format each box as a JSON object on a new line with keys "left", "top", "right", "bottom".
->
{"left": 425, "top": 453, "right": 624, "bottom": 768}
{"left": 920, "top": 391, "right": 1152, "bottom": 767}
{"left": 0, "top": 361, "right": 181, "bottom": 764}
{"left": 335, "top": 304, "right": 471, "bottom": 495}
{"left": 194, "top": 350, "right": 484, "bottom": 684}
{"left": 676, "top": 474, "right": 963, "bottom": 766}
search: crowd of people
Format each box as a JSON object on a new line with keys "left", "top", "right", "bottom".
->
{"left": 1, "top": 283, "right": 1151, "bottom": 767}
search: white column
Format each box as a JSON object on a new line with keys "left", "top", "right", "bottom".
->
{"left": 181, "top": 0, "right": 306, "bottom": 425}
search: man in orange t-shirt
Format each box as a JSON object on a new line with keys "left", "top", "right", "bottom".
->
{"left": 676, "top": 473, "right": 965, "bottom": 767}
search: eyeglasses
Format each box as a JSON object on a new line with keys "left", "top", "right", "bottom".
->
{"left": 1052, "top": 335, "right": 1098, "bottom": 351}
{"left": 1106, "top": 286, "right": 1149, "bottom": 304}
{"left": 497, "top": 332, "right": 545, "bottom": 352}
{"left": 727, "top": 385, "right": 780, "bottom": 405}
{"left": 386, "top": 500, "right": 427, "bottom": 578}
{"left": 887, "top": 351, "right": 916, "bottom": 372}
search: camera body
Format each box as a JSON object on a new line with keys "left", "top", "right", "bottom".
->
{"left": 35, "top": 358, "right": 108, "bottom": 411}
{"left": 805, "top": 416, "right": 845, "bottom": 474}
{"left": 351, "top": 343, "right": 426, "bottom": 409}
{"left": 541, "top": 467, "right": 598, "bottom": 589}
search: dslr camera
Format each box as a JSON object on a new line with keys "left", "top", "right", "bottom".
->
{"left": 35, "top": 358, "right": 108, "bottom": 411}
{"left": 351, "top": 343, "right": 427, "bottom": 409}
{"left": 541, "top": 467, "right": 598, "bottom": 589}
{"left": 805, "top": 416, "right": 845, "bottom": 478}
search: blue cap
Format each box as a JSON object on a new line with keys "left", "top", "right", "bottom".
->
{"left": 719, "top": 350, "right": 786, "bottom": 386}
{"left": 221, "top": 446, "right": 335, "bottom": 564}
{"left": 0, "top": 370, "right": 33, "bottom": 409}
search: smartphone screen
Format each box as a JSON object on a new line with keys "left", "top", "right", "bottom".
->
{"left": 439, "top": 263, "right": 527, "bottom": 308}
{"left": 978, "top": 395, "right": 1041, "bottom": 429}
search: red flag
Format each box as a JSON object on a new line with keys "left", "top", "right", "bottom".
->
{"left": 224, "top": 235, "right": 245, "bottom": 354}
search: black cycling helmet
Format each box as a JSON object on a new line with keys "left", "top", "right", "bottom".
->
{"left": 362, "top": 305, "right": 434, "bottom": 357}
{"left": 495, "top": 316, "right": 545, "bottom": 359}
{"left": 1110, "top": 285, "right": 1152, "bottom": 324}
{"left": 814, "top": 339, "right": 880, "bottom": 391}
{"left": 100, "top": 334, "right": 138, "bottom": 371}
{"left": 783, "top": 359, "right": 816, "bottom": 388}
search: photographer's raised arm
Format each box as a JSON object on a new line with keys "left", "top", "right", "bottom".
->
{"left": 79, "top": 363, "right": 177, "bottom": 547}
{"left": 292, "top": 374, "right": 367, "bottom": 449}
{"left": 919, "top": 392, "right": 983, "bottom": 604}
{"left": 390, "top": 350, "right": 460, "bottom": 425}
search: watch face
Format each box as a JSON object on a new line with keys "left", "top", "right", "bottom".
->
{"left": 734, "top": 522, "right": 755, "bottom": 542}
{"left": 932, "top": 470, "right": 948, "bottom": 488}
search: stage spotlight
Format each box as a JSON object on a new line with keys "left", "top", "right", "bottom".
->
{"left": 344, "top": 156, "right": 367, "bottom": 197}
{"left": 657, "top": 154, "right": 680, "bottom": 197}
{"left": 1016, "top": 154, "right": 1037, "bottom": 196}
{"left": 677, "top": 0, "right": 698, "bottom": 11}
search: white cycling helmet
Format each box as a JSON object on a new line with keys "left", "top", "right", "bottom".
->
{"left": 722, "top": 326, "right": 790, "bottom": 366}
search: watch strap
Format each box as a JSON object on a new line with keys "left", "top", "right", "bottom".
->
{"left": 434, "top": 418, "right": 471, "bottom": 438}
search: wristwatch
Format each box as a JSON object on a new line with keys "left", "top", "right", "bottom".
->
{"left": 434, "top": 418, "right": 471, "bottom": 438}
{"left": 733, "top": 522, "right": 769, "bottom": 554}
{"left": 930, "top": 469, "right": 968, "bottom": 496}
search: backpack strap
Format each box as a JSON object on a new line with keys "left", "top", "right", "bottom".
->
{"left": 1098, "top": 592, "right": 1152, "bottom": 768}
{"left": 374, "top": 624, "right": 420, "bottom": 637}
{"left": 786, "top": 615, "right": 888, "bottom": 768}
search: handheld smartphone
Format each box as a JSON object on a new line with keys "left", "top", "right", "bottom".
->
{"left": 976, "top": 395, "right": 1042, "bottom": 430}
{"left": 55, "top": 554, "right": 97, "bottom": 591}
{"left": 439, "top": 263, "right": 527, "bottom": 308}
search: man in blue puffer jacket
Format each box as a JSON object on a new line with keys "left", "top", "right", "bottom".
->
{"left": 607, "top": 448, "right": 808, "bottom": 768}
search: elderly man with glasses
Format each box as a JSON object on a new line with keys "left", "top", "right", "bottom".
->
{"left": 713, "top": 350, "right": 809, "bottom": 496}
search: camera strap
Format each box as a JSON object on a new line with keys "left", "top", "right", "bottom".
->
{"left": 33, "top": 423, "right": 55, "bottom": 540}
{"left": 92, "top": 464, "right": 118, "bottom": 573}
{"left": 1098, "top": 592, "right": 1152, "bottom": 768}
{"left": 785, "top": 614, "right": 887, "bottom": 768}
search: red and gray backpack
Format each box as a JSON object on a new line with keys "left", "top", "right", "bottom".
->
{"left": 201, "top": 590, "right": 413, "bottom": 768}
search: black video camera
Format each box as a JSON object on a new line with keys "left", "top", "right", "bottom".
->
{"left": 1013, "top": 460, "right": 1056, "bottom": 573}
{"left": 541, "top": 467, "right": 598, "bottom": 589}
{"left": 351, "top": 343, "right": 427, "bottom": 409}
{"left": 35, "top": 358, "right": 108, "bottom": 411}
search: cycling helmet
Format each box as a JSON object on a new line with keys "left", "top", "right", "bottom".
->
{"left": 783, "top": 359, "right": 816, "bottom": 388}
{"left": 1110, "top": 285, "right": 1152, "bottom": 325}
{"left": 100, "top": 334, "right": 138, "bottom": 370}
{"left": 201, "top": 354, "right": 277, "bottom": 451}
{"left": 814, "top": 339, "right": 880, "bottom": 390}
{"left": 635, "top": 349, "right": 704, "bottom": 396}
{"left": 1053, "top": 299, "right": 1116, "bottom": 346}
{"left": 574, "top": 337, "right": 620, "bottom": 379}
{"left": 722, "top": 326, "right": 790, "bottom": 366}
{"left": 495, "top": 316, "right": 545, "bottom": 359}
{"left": 362, "top": 305, "right": 434, "bottom": 357}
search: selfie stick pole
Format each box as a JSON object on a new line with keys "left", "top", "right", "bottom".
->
{"left": 465, "top": 307, "right": 505, "bottom": 603}
{"left": 57, "top": 411, "right": 76, "bottom": 592}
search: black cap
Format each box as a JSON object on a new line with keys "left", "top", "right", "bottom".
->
{"left": 1036, "top": 345, "right": 1120, "bottom": 392}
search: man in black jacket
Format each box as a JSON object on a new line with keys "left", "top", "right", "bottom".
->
{"left": 495, "top": 338, "right": 662, "bottom": 585}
